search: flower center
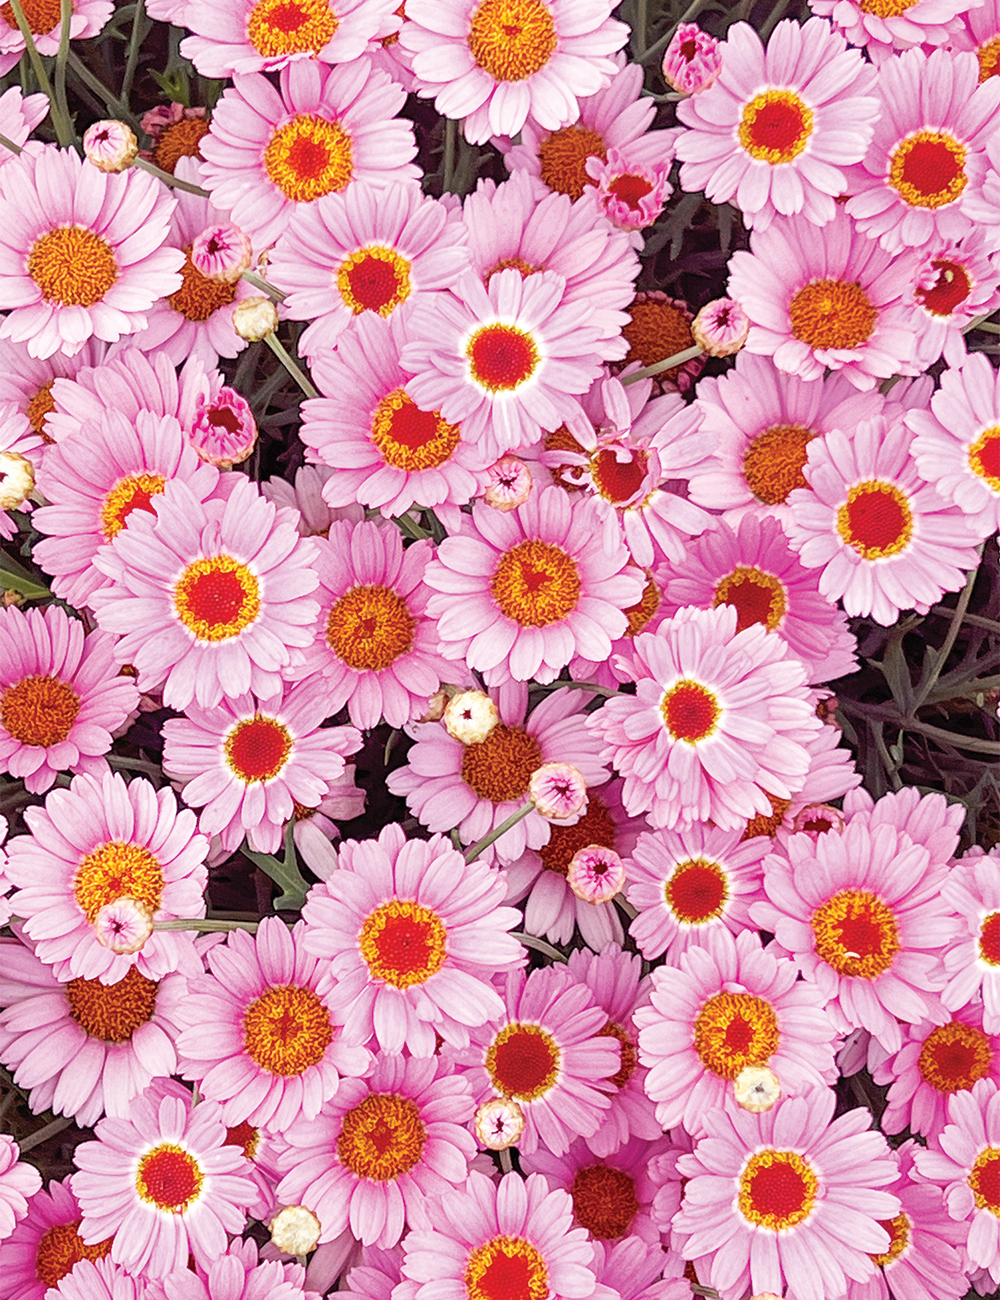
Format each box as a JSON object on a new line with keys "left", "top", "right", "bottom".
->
{"left": 34, "top": 1221, "right": 113, "bottom": 1289}
{"left": 467, "top": 323, "right": 539, "bottom": 393}
{"left": 66, "top": 966, "right": 159, "bottom": 1043}
{"left": 917, "top": 1020, "right": 994, "bottom": 1094}
{"left": 888, "top": 131, "right": 967, "bottom": 209}
{"left": 661, "top": 679, "right": 720, "bottom": 744}
{"left": 591, "top": 446, "right": 649, "bottom": 505}
{"left": 326, "top": 583, "right": 416, "bottom": 671}
{"left": 337, "top": 1092, "right": 427, "bottom": 1180}
{"left": 100, "top": 473, "right": 166, "bottom": 540}
{"left": 486, "top": 1022, "right": 560, "bottom": 1100}
{"left": 225, "top": 1121, "right": 260, "bottom": 1159}
{"left": 73, "top": 841, "right": 165, "bottom": 925}
{"left": 571, "top": 1164, "right": 639, "bottom": 1239}
{"left": 597, "top": 1020, "right": 636, "bottom": 1088}
{"left": 713, "top": 566, "right": 787, "bottom": 632}
{"left": 693, "top": 991, "right": 780, "bottom": 1080}
{"left": 741, "top": 791, "right": 791, "bottom": 841}
{"left": 461, "top": 724, "right": 542, "bottom": 804}
{"left": 665, "top": 857, "right": 728, "bottom": 924}
{"left": 869, "top": 1212, "right": 910, "bottom": 1267}
{"left": 264, "top": 114, "right": 352, "bottom": 202}
{"left": 483, "top": 256, "right": 538, "bottom": 290}
{"left": 467, "top": 0, "right": 557, "bottom": 82}
{"left": 370, "top": 388, "right": 461, "bottom": 471}
{"left": 337, "top": 245, "right": 412, "bottom": 316}
{"left": 358, "top": 899, "right": 448, "bottom": 989}
{"left": 858, "top": 0, "right": 917, "bottom": 13}
{"left": 153, "top": 116, "right": 211, "bottom": 174}
{"left": 738, "top": 90, "right": 814, "bottom": 164}
{"left": 608, "top": 173, "right": 653, "bottom": 209}
{"left": 27, "top": 380, "right": 55, "bottom": 437}
{"left": 465, "top": 1237, "right": 549, "bottom": 1300}
{"left": 915, "top": 258, "right": 972, "bottom": 318}
{"left": 738, "top": 1149, "right": 818, "bottom": 1230}
{"left": 491, "top": 538, "right": 581, "bottom": 627}
{"left": 741, "top": 423, "right": 814, "bottom": 506}
{"left": 836, "top": 480, "right": 913, "bottom": 560}
{"left": 624, "top": 571, "right": 660, "bottom": 636}
{"left": 0, "top": 0, "right": 62, "bottom": 33}
{"left": 623, "top": 300, "right": 695, "bottom": 375}
{"left": 136, "top": 1145, "right": 203, "bottom": 1214}
{"left": 242, "top": 983, "right": 333, "bottom": 1075}
{"left": 811, "top": 889, "right": 900, "bottom": 979}
{"left": 789, "top": 279, "right": 877, "bottom": 351}
{"left": 247, "top": 0, "right": 338, "bottom": 58}
{"left": 1, "top": 674, "right": 80, "bottom": 747}
{"left": 968, "top": 427, "right": 1000, "bottom": 492}
{"left": 540, "top": 791, "right": 615, "bottom": 875}
{"left": 168, "top": 246, "right": 237, "bottom": 322}
{"left": 225, "top": 714, "right": 293, "bottom": 783}
{"left": 28, "top": 227, "right": 118, "bottom": 308}
{"left": 978, "top": 36, "right": 1000, "bottom": 83}
{"left": 970, "top": 1148, "right": 1000, "bottom": 1215}
{"left": 538, "top": 125, "right": 607, "bottom": 201}
{"left": 173, "top": 555, "right": 261, "bottom": 642}
{"left": 980, "top": 912, "right": 1000, "bottom": 965}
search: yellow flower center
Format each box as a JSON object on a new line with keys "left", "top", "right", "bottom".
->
{"left": 73, "top": 841, "right": 164, "bottom": 925}
{"left": 100, "top": 473, "right": 166, "bottom": 540}
{"left": 789, "top": 279, "right": 877, "bottom": 351}
{"left": 917, "top": 1020, "right": 994, "bottom": 1094}
{"left": 337, "top": 1092, "right": 427, "bottom": 1180}
{"left": 168, "top": 246, "right": 238, "bottom": 322}
{"left": 468, "top": 0, "right": 557, "bottom": 82}
{"left": 694, "top": 991, "right": 780, "bottom": 1079}
{"left": 1, "top": 0, "right": 62, "bottom": 33}
{"left": 888, "top": 131, "right": 967, "bottom": 209}
{"left": 28, "top": 227, "right": 118, "bottom": 307}
{"left": 491, "top": 538, "right": 581, "bottom": 626}
{"left": 870, "top": 1212, "right": 910, "bottom": 1267}
{"left": 713, "top": 565, "right": 787, "bottom": 632}
{"left": 485, "top": 1022, "right": 560, "bottom": 1100}
{"left": 858, "top": 0, "right": 917, "bottom": 15}
{"left": 27, "top": 380, "right": 56, "bottom": 437}
{"left": 369, "top": 388, "right": 461, "bottom": 471}
{"left": 153, "top": 116, "right": 211, "bottom": 174}
{"left": 264, "top": 114, "right": 353, "bottom": 202}
{"left": 970, "top": 1147, "right": 1000, "bottom": 1215}
{"left": 337, "top": 245, "right": 411, "bottom": 316}
{"left": 246, "top": 0, "right": 338, "bottom": 59}
{"left": 538, "top": 125, "right": 606, "bottom": 201}
{"left": 325, "top": 583, "right": 416, "bottom": 671}
{"left": 66, "top": 966, "right": 159, "bottom": 1043}
{"left": 1, "top": 674, "right": 80, "bottom": 747}
{"left": 242, "top": 984, "right": 333, "bottom": 1075}
{"left": 465, "top": 1237, "right": 549, "bottom": 1300}
{"left": 811, "top": 888, "right": 900, "bottom": 979}
{"left": 135, "top": 1144, "right": 203, "bottom": 1214}
{"left": 968, "top": 426, "right": 1000, "bottom": 492}
{"left": 739, "top": 90, "right": 813, "bottom": 165}
{"left": 623, "top": 300, "right": 694, "bottom": 375}
{"left": 978, "top": 36, "right": 1000, "bottom": 83}
{"left": 34, "top": 1222, "right": 113, "bottom": 1290}
{"left": 467, "top": 323, "right": 539, "bottom": 392}
{"left": 173, "top": 555, "right": 261, "bottom": 642}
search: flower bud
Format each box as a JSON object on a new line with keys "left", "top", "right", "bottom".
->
{"left": 190, "top": 388, "right": 257, "bottom": 468}
{"left": 692, "top": 298, "right": 750, "bottom": 357}
{"left": 475, "top": 1098, "right": 525, "bottom": 1150}
{"left": 191, "top": 222, "right": 253, "bottom": 284}
{"left": 443, "top": 690, "right": 499, "bottom": 745}
{"left": 791, "top": 804, "right": 845, "bottom": 837}
{"left": 734, "top": 1065, "right": 781, "bottom": 1113}
{"left": 529, "top": 762, "right": 587, "bottom": 819}
{"left": 83, "top": 120, "right": 138, "bottom": 172}
{"left": 484, "top": 455, "right": 532, "bottom": 510}
{"left": 419, "top": 689, "right": 449, "bottom": 723}
{"left": 233, "top": 296, "right": 278, "bottom": 341}
{"left": 566, "top": 845, "right": 625, "bottom": 904}
{"left": 0, "top": 450, "right": 33, "bottom": 511}
{"left": 94, "top": 898, "right": 154, "bottom": 955}
{"left": 662, "top": 24, "right": 722, "bottom": 95}
{"left": 270, "top": 1205, "right": 322, "bottom": 1256}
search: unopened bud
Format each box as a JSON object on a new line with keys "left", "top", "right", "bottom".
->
{"left": 566, "top": 844, "right": 625, "bottom": 904}
{"left": 791, "top": 804, "right": 845, "bottom": 837}
{"left": 190, "top": 388, "right": 257, "bottom": 468}
{"left": 734, "top": 1065, "right": 781, "bottom": 1113}
{"left": 83, "top": 120, "right": 138, "bottom": 172}
{"left": 233, "top": 296, "right": 278, "bottom": 342}
{"left": 191, "top": 222, "right": 253, "bottom": 283}
{"left": 94, "top": 898, "right": 154, "bottom": 954}
{"left": 475, "top": 1098, "right": 525, "bottom": 1150}
{"left": 270, "top": 1205, "right": 322, "bottom": 1255}
{"left": 692, "top": 298, "right": 749, "bottom": 357}
{"left": 0, "top": 450, "right": 34, "bottom": 510}
{"left": 443, "top": 690, "right": 499, "bottom": 745}
{"left": 529, "top": 762, "right": 587, "bottom": 819}
{"left": 419, "top": 689, "right": 449, "bottom": 723}
{"left": 661, "top": 24, "right": 722, "bottom": 95}
{"left": 484, "top": 456, "right": 532, "bottom": 511}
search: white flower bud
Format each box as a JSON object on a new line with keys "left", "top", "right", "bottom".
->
{"left": 83, "top": 121, "right": 138, "bottom": 172}
{"left": 270, "top": 1205, "right": 322, "bottom": 1255}
{"left": 443, "top": 690, "right": 499, "bottom": 745}
{"left": 475, "top": 1098, "right": 525, "bottom": 1150}
{"left": 734, "top": 1065, "right": 781, "bottom": 1113}
{"left": 233, "top": 296, "right": 279, "bottom": 341}
{"left": 0, "top": 451, "right": 34, "bottom": 511}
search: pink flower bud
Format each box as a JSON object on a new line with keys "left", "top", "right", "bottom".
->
{"left": 191, "top": 222, "right": 254, "bottom": 284}
{"left": 587, "top": 147, "right": 673, "bottom": 233}
{"left": 692, "top": 298, "right": 750, "bottom": 357}
{"left": 529, "top": 762, "right": 587, "bottom": 819}
{"left": 475, "top": 1098, "right": 525, "bottom": 1150}
{"left": 484, "top": 456, "right": 532, "bottom": 510}
{"left": 93, "top": 898, "right": 154, "bottom": 954}
{"left": 662, "top": 23, "right": 722, "bottom": 95}
{"left": 83, "top": 120, "right": 138, "bottom": 172}
{"left": 190, "top": 388, "right": 257, "bottom": 468}
{"left": 566, "top": 844, "right": 626, "bottom": 904}
{"left": 791, "top": 804, "right": 845, "bottom": 837}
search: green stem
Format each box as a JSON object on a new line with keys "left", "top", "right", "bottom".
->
{"left": 154, "top": 918, "right": 259, "bottom": 932}
{"left": 442, "top": 117, "right": 457, "bottom": 192}
{"left": 53, "top": 0, "right": 73, "bottom": 142}
{"left": 121, "top": 0, "right": 145, "bottom": 104}
{"left": 133, "top": 155, "right": 210, "bottom": 196}
{"left": 464, "top": 801, "right": 534, "bottom": 863}
{"left": 511, "top": 931, "right": 568, "bottom": 963}
{"left": 1, "top": 553, "right": 50, "bottom": 600}
{"left": 759, "top": 0, "right": 794, "bottom": 41}
{"left": 621, "top": 344, "right": 703, "bottom": 384}
{"left": 532, "top": 679, "right": 620, "bottom": 698}
{"left": 9, "top": 1, "right": 74, "bottom": 146}
{"left": 499, "top": 1148, "right": 513, "bottom": 1173}
{"left": 928, "top": 607, "right": 1000, "bottom": 634}
{"left": 66, "top": 50, "right": 141, "bottom": 131}
{"left": 18, "top": 1115, "right": 72, "bottom": 1153}
{"left": 393, "top": 511, "right": 430, "bottom": 541}
{"left": 911, "top": 563, "right": 979, "bottom": 711}
{"left": 639, "top": 0, "right": 709, "bottom": 67}
{"left": 974, "top": 320, "right": 1000, "bottom": 334}
{"left": 0, "top": 131, "right": 22, "bottom": 156}
{"left": 262, "top": 332, "right": 318, "bottom": 399}
{"left": 242, "top": 269, "right": 287, "bottom": 302}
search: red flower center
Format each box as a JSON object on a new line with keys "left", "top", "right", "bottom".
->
{"left": 661, "top": 679, "right": 720, "bottom": 743}
{"left": 608, "top": 173, "right": 653, "bottom": 209}
{"left": 486, "top": 1023, "right": 560, "bottom": 1100}
{"left": 980, "top": 912, "right": 1000, "bottom": 966}
{"left": 359, "top": 900, "right": 448, "bottom": 989}
{"left": 837, "top": 481, "right": 913, "bottom": 560}
{"left": 915, "top": 259, "right": 972, "bottom": 318}
{"left": 917, "top": 1020, "right": 993, "bottom": 1094}
{"left": 467, "top": 323, "right": 539, "bottom": 392}
{"left": 665, "top": 857, "right": 728, "bottom": 923}
{"left": 136, "top": 1145, "right": 203, "bottom": 1213}
{"left": 739, "top": 1150, "right": 818, "bottom": 1230}
{"left": 338, "top": 247, "right": 411, "bottom": 315}
{"left": 225, "top": 715, "right": 292, "bottom": 783}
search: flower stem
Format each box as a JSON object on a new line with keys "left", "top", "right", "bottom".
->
{"left": 639, "top": 0, "right": 709, "bottom": 67}
{"left": 242, "top": 269, "right": 287, "bottom": 302}
{"left": 53, "top": 0, "right": 74, "bottom": 142}
{"left": 133, "top": 155, "right": 210, "bottom": 196}
{"left": 464, "top": 801, "right": 534, "bottom": 863}
{"left": 121, "top": 0, "right": 146, "bottom": 105}
{"left": 911, "top": 560, "right": 980, "bottom": 712}
{"left": 19, "top": 1116, "right": 72, "bottom": 1153}
{"left": 511, "top": 932, "right": 568, "bottom": 963}
{"left": 9, "top": 1, "right": 74, "bottom": 147}
{"left": 0, "top": 131, "right": 22, "bottom": 156}
{"left": 66, "top": 49, "right": 141, "bottom": 131}
{"left": 262, "top": 332, "right": 319, "bottom": 399}
{"left": 621, "top": 344, "right": 703, "bottom": 384}
{"left": 154, "top": 918, "right": 260, "bottom": 932}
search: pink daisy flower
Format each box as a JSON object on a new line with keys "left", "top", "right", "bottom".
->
{"left": 162, "top": 682, "right": 360, "bottom": 854}
{"left": 751, "top": 818, "right": 956, "bottom": 1054}
{"left": 0, "top": 1174, "right": 116, "bottom": 1300}
{"left": 673, "top": 1087, "right": 901, "bottom": 1300}
{"left": 636, "top": 926, "right": 840, "bottom": 1135}
{"left": 590, "top": 1238, "right": 690, "bottom": 1300}
{"left": 401, "top": 1169, "right": 600, "bottom": 1300}
{"left": 175, "top": 917, "right": 371, "bottom": 1133}
{"left": 904, "top": 232, "right": 1000, "bottom": 369}
{"left": 785, "top": 415, "right": 982, "bottom": 626}
{"left": 302, "top": 822, "right": 523, "bottom": 1055}
{"left": 300, "top": 313, "right": 491, "bottom": 526}
{"left": 198, "top": 59, "right": 418, "bottom": 252}
{"left": 962, "top": 0, "right": 1000, "bottom": 81}
{"left": 90, "top": 476, "right": 320, "bottom": 712}
{"left": 290, "top": 519, "right": 451, "bottom": 730}
{"left": 275, "top": 1053, "right": 475, "bottom": 1248}
{"left": 727, "top": 209, "right": 920, "bottom": 390}
{"left": 810, "top": 0, "right": 976, "bottom": 60}
{"left": 0, "top": 0, "right": 113, "bottom": 77}
{"left": 657, "top": 515, "right": 859, "bottom": 685}
{"left": 386, "top": 686, "right": 609, "bottom": 866}
{"left": 675, "top": 18, "right": 879, "bottom": 231}
{"left": 846, "top": 49, "right": 1000, "bottom": 254}
{"left": 0, "top": 1136, "right": 41, "bottom": 1241}
{"left": 400, "top": 269, "right": 610, "bottom": 461}
{"left": 6, "top": 769, "right": 209, "bottom": 985}
{"left": 0, "top": 85, "right": 48, "bottom": 162}
{"left": 270, "top": 179, "right": 469, "bottom": 359}
{"left": 0, "top": 147, "right": 182, "bottom": 359}
{"left": 584, "top": 144, "right": 673, "bottom": 237}
{"left": 180, "top": 0, "right": 400, "bottom": 77}
{"left": 144, "top": 1238, "right": 315, "bottom": 1300}
{"left": 589, "top": 603, "right": 822, "bottom": 833}
{"left": 455, "top": 964, "right": 620, "bottom": 1156}
{"left": 842, "top": 784, "right": 965, "bottom": 871}
{"left": 261, "top": 463, "right": 363, "bottom": 537}
{"left": 424, "top": 486, "right": 644, "bottom": 686}
{"left": 72, "top": 1085, "right": 257, "bottom": 1279}
{"left": 0, "top": 605, "right": 138, "bottom": 795}
{"left": 400, "top": 0, "right": 627, "bottom": 145}
{"left": 32, "top": 408, "right": 218, "bottom": 609}
{"left": 941, "top": 845, "right": 1000, "bottom": 1034}
{"left": 0, "top": 336, "right": 106, "bottom": 450}
{"left": 42, "top": 1257, "right": 144, "bottom": 1300}
{"left": 0, "top": 933, "right": 196, "bottom": 1128}
{"left": 906, "top": 350, "right": 1000, "bottom": 540}
{"left": 874, "top": 1004, "right": 1000, "bottom": 1142}
{"left": 914, "top": 1079, "right": 1000, "bottom": 1285}
{"left": 625, "top": 823, "right": 769, "bottom": 962}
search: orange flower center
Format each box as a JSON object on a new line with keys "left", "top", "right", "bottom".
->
{"left": 968, "top": 427, "right": 1000, "bottom": 492}
{"left": 915, "top": 258, "right": 972, "bottom": 318}
{"left": 337, "top": 245, "right": 411, "bottom": 316}
{"left": 337, "top": 1092, "right": 427, "bottom": 1180}
{"left": 970, "top": 1147, "right": 1000, "bottom": 1215}
{"left": 713, "top": 565, "right": 787, "bottom": 632}
{"left": 225, "top": 1121, "right": 260, "bottom": 1160}
{"left": 168, "top": 246, "right": 237, "bottom": 322}
{"left": 538, "top": 125, "right": 607, "bottom": 201}
{"left": 486, "top": 1022, "right": 560, "bottom": 1100}
{"left": 741, "top": 791, "right": 791, "bottom": 841}
{"left": 661, "top": 679, "right": 720, "bottom": 744}
{"left": 491, "top": 538, "right": 580, "bottom": 626}
{"left": 27, "top": 380, "right": 56, "bottom": 437}
{"left": 247, "top": 0, "right": 337, "bottom": 58}
{"left": 467, "top": 323, "right": 539, "bottom": 392}
{"left": 540, "top": 790, "right": 615, "bottom": 875}
{"left": 888, "top": 131, "right": 967, "bottom": 209}
{"left": 264, "top": 114, "right": 352, "bottom": 202}
{"left": 1, "top": 674, "right": 79, "bottom": 747}
{"left": 870, "top": 1211, "right": 910, "bottom": 1267}
{"left": 917, "top": 1020, "right": 994, "bottom": 1094}
{"left": 174, "top": 555, "right": 261, "bottom": 642}
{"left": 859, "top": 0, "right": 917, "bottom": 13}
{"left": 738, "top": 90, "right": 814, "bottom": 165}
{"left": 591, "top": 446, "right": 649, "bottom": 505}
{"left": 836, "top": 480, "right": 913, "bottom": 560}
{"left": 742, "top": 423, "right": 814, "bottom": 506}
{"left": 1, "top": 0, "right": 62, "bottom": 33}
{"left": 29, "top": 227, "right": 118, "bottom": 307}
{"left": 34, "top": 1221, "right": 113, "bottom": 1289}
{"left": 242, "top": 983, "right": 333, "bottom": 1075}
{"left": 66, "top": 966, "right": 159, "bottom": 1042}
{"left": 136, "top": 1144, "right": 203, "bottom": 1213}
{"left": 465, "top": 1237, "right": 549, "bottom": 1300}
{"left": 100, "top": 473, "right": 166, "bottom": 540}
{"left": 153, "top": 116, "right": 211, "bottom": 174}
{"left": 694, "top": 991, "right": 780, "bottom": 1079}
{"left": 978, "top": 36, "right": 1000, "bottom": 83}
{"left": 225, "top": 714, "right": 293, "bottom": 783}
{"left": 73, "top": 841, "right": 164, "bottom": 925}
{"left": 326, "top": 583, "right": 416, "bottom": 671}
{"left": 665, "top": 857, "right": 729, "bottom": 924}
{"left": 623, "top": 300, "right": 694, "bottom": 374}
{"left": 468, "top": 0, "right": 557, "bottom": 82}
{"left": 461, "top": 724, "right": 542, "bottom": 803}
{"left": 370, "top": 388, "right": 461, "bottom": 471}
{"left": 358, "top": 899, "right": 447, "bottom": 988}
{"left": 738, "top": 1149, "right": 818, "bottom": 1230}
{"left": 789, "top": 279, "right": 877, "bottom": 351}
{"left": 981, "top": 912, "right": 1000, "bottom": 965}
{"left": 483, "top": 256, "right": 538, "bottom": 290}
{"left": 623, "top": 570, "right": 660, "bottom": 636}
{"left": 571, "top": 1164, "right": 638, "bottom": 1239}
{"left": 597, "top": 1020, "right": 636, "bottom": 1088}
{"left": 811, "top": 888, "right": 900, "bottom": 979}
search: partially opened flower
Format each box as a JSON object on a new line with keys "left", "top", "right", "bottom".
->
{"left": 662, "top": 24, "right": 721, "bottom": 95}
{"left": 904, "top": 232, "right": 1000, "bottom": 369}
